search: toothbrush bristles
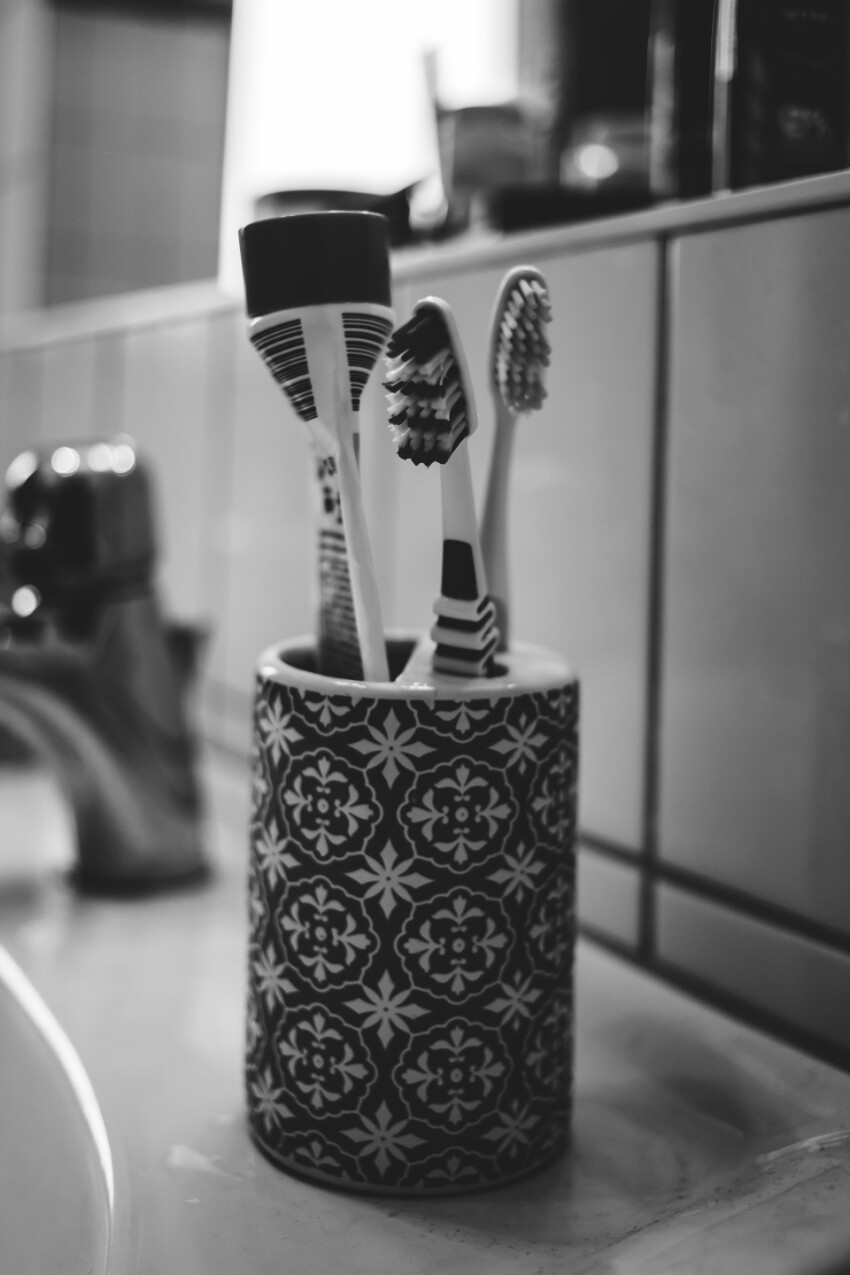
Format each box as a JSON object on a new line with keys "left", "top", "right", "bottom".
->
{"left": 384, "top": 304, "right": 472, "bottom": 466}
{"left": 493, "top": 273, "right": 552, "bottom": 414}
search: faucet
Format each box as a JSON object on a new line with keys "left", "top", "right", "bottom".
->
{"left": 0, "top": 437, "right": 209, "bottom": 893}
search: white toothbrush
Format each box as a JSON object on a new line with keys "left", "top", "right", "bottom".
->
{"left": 481, "top": 265, "right": 552, "bottom": 654}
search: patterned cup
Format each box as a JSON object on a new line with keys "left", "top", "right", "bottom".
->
{"left": 246, "top": 634, "right": 579, "bottom": 1194}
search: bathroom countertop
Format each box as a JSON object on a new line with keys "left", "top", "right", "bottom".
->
{"left": 2, "top": 750, "right": 850, "bottom": 1275}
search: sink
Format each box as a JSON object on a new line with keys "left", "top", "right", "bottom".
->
{"left": 0, "top": 944, "right": 129, "bottom": 1274}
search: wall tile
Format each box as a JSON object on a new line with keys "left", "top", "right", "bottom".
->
{"left": 0, "top": 349, "right": 16, "bottom": 478}
{"left": 176, "top": 15, "right": 230, "bottom": 135}
{"left": 0, "top": 168, "right": 50, "bottom": 314}
{"left": 122, "top": 317, "right": 209, "bottom": 620}
{"left": 39, "top": 336, "right": 100, "bottom": 444}
{"left": 0, "top": 0, "right": 53, "bottom": 166}
{"left": 577, "top": 848, "right": 642, "bottom": 950}
{"left": 657, "top": 883, "right": 850, "bottom": 1055}
{"left": 0, "top": 0, "right": 53, "bottom": 312}
{"left": 660, "top": 207, "right": 850, "bottom": 936}
{"left": 45, "top": 6, "right": 228, "bottom": 305}
{"left": 0, "top": 5, "right": 20, "bottom": 167}
{"left": 1, "top": 347, "right": 43, "bottom": 471}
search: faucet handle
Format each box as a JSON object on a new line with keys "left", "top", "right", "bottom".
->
{"left": 2, "top": 436, "right": 156, "bottom": 604}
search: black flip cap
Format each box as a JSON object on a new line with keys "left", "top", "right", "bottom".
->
{"left": 239, "top": 211, "right": 392, "bottom": 318}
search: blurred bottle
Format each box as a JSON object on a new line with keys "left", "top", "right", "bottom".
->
{"left": 559, "top": 0, "right": 720, "bottom": 203}
{"left": 516, "top": 0, "right": 579, "bottom": 183}
{"left": 716, "top": 0, "right": 849, "bottom": 190}
{"left": 556, "top": 0, "right": 654, "bottom": 199}
{"left": 647, "top": 0, "right": 720, "bottom": 198}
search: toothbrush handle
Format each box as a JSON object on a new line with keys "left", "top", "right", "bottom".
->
{"left": 480, "top": 398, "right": 517, "bottom": 653}
{"left": 439, "top": 440, "right": 489, "bottom": 600}
{"left": 335, "top": 428, "right": 390, "bottom": 683}
{"left": 431, "top": 440, "right": 498, "bottom": 677}
{"left": 314, "top": 450, "right": 364, "bottom": 681}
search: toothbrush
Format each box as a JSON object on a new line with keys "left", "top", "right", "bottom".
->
{"left": 480, "top": 265, "right": 552, "bottom": 654}
{"left": 239, "top": 212, "right": 392, "bottom": 683}
{"left": 384, "top": 297, "right": 498, "bottom": 678}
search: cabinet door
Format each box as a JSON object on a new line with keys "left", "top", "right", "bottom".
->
{"left": 660, "top": 206, "right": 850, "bottom": 934}
{"left": 364, "top": 243, "right": 659, "bottom": 852}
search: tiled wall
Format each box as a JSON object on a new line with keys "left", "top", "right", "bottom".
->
{"left": 0, "top": 0, "right": 52, "bottom": 312}
{"left": 46, "top": 6, "right": 229, "bottom": 305}
{"left": 4, "top": 192, "right": 850, "bottom": 1067}
{"left": 0, "top": 1, "right": 229, "bottom": 312}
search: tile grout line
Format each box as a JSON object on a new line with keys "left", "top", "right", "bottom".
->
{"left": 638, "top": 232, "right": 674, "bottom": 966}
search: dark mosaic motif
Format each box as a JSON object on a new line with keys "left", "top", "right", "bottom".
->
{"left": 246, "top": 668, "right": 579, "bottom": 1193}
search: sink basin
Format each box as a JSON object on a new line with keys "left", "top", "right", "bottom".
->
{"left": 0, "top": 944, "right": 126, "bottom": 1275}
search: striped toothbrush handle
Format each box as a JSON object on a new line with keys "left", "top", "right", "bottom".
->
{"left": 430, "top": 440, "right": 498, "bottom": 678}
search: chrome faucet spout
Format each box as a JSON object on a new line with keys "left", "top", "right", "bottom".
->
{"left": 0, "top": 438, "right": 209, "bottom": 893}
{"left": 0, "top": 609, "right": 208, "bottom": 892}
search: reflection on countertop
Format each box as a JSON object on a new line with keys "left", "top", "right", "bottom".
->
{"left": 1, "top": 747, "right": 850, "bottom": 1275}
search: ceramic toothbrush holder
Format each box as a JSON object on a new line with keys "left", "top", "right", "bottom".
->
{"left": 246, "top": 634, "right": 579, "bottom": 1194}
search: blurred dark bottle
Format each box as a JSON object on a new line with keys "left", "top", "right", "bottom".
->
{"left": 555, "top": 0, "right": 721, "bottom": 202}
{"left": 717, "top": 0, "right": 849, "bottom": 189}
{"left": 647, "top": 0, "right": 720, "bottom": 198}
{"left": 557, "top": 0, "right": 656, "bottom": 196}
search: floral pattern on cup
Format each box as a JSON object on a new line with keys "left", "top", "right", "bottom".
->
{"left": 246, "top": 643, "right": 579, "bottom": 1193}
{"left": 281, "top": 875, "right": 378, "bottom": 987}
{"left": 398, "top": 889, "right": 512, "bottom": 1000}
{"left": 275, "top": 1003, "right": 375, "bottom": 1115}
{"left": 396, "top": 1018, "right": 507, "bottom": 1127}
{"left": 400, "top": 759, "right": 517, "bottom": 867}
{"left": 282, "top": 750, "right": 379, "bottom": 861}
